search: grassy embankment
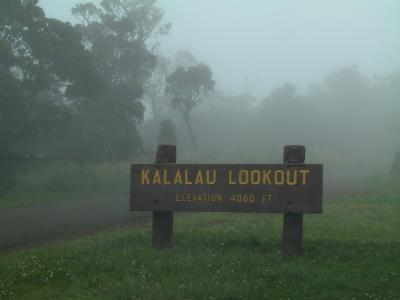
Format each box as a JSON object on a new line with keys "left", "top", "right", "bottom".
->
{"left": 0, "top": 161, "right": 131, "bottom": 208}
{"left": 0, "top": 187, "right": 399, "bottom": 299}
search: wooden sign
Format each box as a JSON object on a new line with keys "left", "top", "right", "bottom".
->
{"left": 130, "top": 164, "right": 323, "bottom": 213}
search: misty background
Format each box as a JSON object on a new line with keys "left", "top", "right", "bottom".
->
{"left": 1, "top": 0, "right": 400, "bottom": 198}
{"left": 40, "top": 0, "right": 400, "bottom": 97}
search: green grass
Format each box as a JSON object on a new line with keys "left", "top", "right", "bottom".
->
{"left": 1, "top": 193, "right": 399, "bottom": 299}
{"left": 0, "top": 161, "right": 131, "bottom": 208}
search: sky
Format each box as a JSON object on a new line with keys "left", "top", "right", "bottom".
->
{"left": 39, "top": 0, "right": 400, "bottom": 98}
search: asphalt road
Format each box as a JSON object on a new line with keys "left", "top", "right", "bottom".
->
{"left": 0, "top": 193, "right": 150, "bottom": 252}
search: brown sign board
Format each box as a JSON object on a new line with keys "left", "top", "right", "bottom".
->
{"left": 130, "top": 164, "right": 323, "bottom": 213}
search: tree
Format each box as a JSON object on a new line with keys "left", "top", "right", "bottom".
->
{"left": 144, "top": 53, "right": 171, "bottom": 119}
{"left": 0, "top": 0, "right": 104, "bottom": 194}
{"left": 259, "top": 83, "right": 311, "bottom": 145}
{"left": 174, "top": 49, "right": 197, "bottom": 69}
{"left": 71, "top": 0, "right": 170, "bottom": 158}
{"left": 144, "top": 49, "right": 199, "bottom": 120}
{"left": 0, "top": 0, "right": 100, "bottom": 157}
{"left": 325, "top": 65, "right": 370, "bottom": 97}
{"left": 166, "top": 64, "right": 215, "bottom": 152}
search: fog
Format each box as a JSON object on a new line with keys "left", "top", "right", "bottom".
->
{"left": 2, "top": 0, "right": 400, "bottom": 197}
{"left": 40, "top": 0, "right": 400, "bottom": 97}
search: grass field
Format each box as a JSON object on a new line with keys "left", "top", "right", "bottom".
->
{"left": 0, "top": 161, "right": 131, "bottom": 208}
{"left": 0, "top": 191, "right": 399, "bottom": 300}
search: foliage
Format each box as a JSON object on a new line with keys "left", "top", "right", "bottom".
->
{"left": 0, "top": 0, "right": 171, "bottom": 195}
{"left": 0, "top": 0, "right": 170, "bottom": 161}
{"left": 0, "top": 0, "right": 99, "bottom": 157}
{"left": 0, "top": 0, "right": 102, "bottom": 193}
{"left": 69, "top": 0, "right": 171, "bottom": 159}
{"left": 166, "top": 63, "right": 214, "bottom": 151}
{"left": 166, "top": 64, "right": 215, "bottom": 119}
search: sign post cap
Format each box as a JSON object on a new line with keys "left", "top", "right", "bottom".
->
{"left": 156, "top": 145, "right": 177, "bottom": 163}
{"left": 284, "top": 145, "right": 305, "bottom": 164}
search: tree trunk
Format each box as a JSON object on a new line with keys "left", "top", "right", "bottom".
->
{"left": 177, "top": 103, "right": 197, "bottom": 153}
{"left": 183, "top": 114, "right": 197, "bottom": 153}
{"left": 149, "top": 94, "right": 159, "bottom": 120}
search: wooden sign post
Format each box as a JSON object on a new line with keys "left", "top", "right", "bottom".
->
{"left": 282, "top": 145, "right": 305, "bottom": 256}
{"left": 152, "top": 145, "right": 176, "bottom": 249}
{"left": 130, "top": 145, "right": 323, "bottom": 255}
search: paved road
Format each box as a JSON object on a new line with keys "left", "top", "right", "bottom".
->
{"left": 0, "top": 193, "right": 150, "bottom": 251}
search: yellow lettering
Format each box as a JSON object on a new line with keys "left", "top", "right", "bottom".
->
{"left": 207, "top": 170, "right": 217, "bottom": 184}
{"left": 274, "top": 170, "right": 285, "bottom": 185}
{"left": 153, "top": 169, "right": 161, "bottom": 184}
{"left": 250, "top": 170, "right": 261, "bottom": 184}
{"left": 174, "top": 170, "right": 183, "bottom": 184}
{"left": 163, "top": 169, "right": 171, "bottom": 184}
{"left": 239, "top": 170, "right": 249, "bottom": 184}
{"left": 176, "top": 193, "right": 223, "bottom": 203}
{"left": 141, "top": 169, "right": 150, "bottom": 184}
{"left": 286, "top": 169, "right": 297, "bottom": 186}
{"left": 195, "top": 170, "right": 204, "bottom": 185}
{"left": 180, "top": 194, "right": 186, "bottom": 202}
{"left": 263, "top": 194, "right": 272, "bottom": 203}
{"left": 263, "top": 170, "right": 272, "bottom": 185}
{"left": 228, "top": 170, "right": 236, "bottom": 185}
{"left": 184, "top": 170, "right": 193, "bottom": 185}
{"left": 300, "top": 170, "right": 310, "bottom": 186}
